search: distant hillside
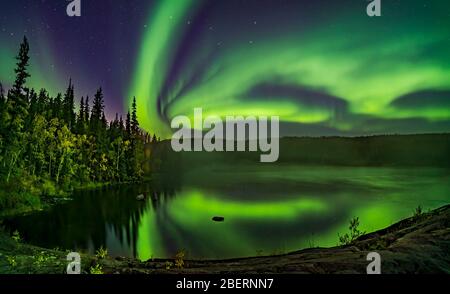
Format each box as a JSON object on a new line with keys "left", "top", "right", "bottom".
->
{"left": 146, "top": 133, "right": 450, "bottom": 171}
{"left": 278, "top": 133, "right": 450, "bottom": 167}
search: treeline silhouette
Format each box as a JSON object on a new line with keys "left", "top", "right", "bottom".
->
{"left": 278, "top": 135, "right": 450, "bottom": 167}
{"left": 160, "top": 134, "right": 450, "bottom": 170}
{"left": 0, "top": 36, "right": 158, "bottom": 211}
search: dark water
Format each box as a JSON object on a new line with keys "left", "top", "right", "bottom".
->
{"left": 3, "top": 165, "right": 450, "bottom": 260}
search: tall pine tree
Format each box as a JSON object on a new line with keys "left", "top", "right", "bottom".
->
{"left": 8, "top": 36, "right": 30, "bottom": 133}
{"left": 0, "top": 82, "right": 6, "bottom": 147}
{"left": 0, "top": 82, "right": 4, "bottom": 105}
{"left": 119, "top": 115, "right": 125, "bottom": 133}
{"left": 76, "top": 96, "right": 85, "bottom": 133}
{"left": 11, "top": 36, "right": 30, "bottom": 98}
{"left": 125, "top": 110, "right": 131, "bottom": 137}
{"left": 37, "top": 89, "right": 48, "bottom": 115}
{"left": 84, "top": 95, "right": 90, "bottom": 123}
{"left": 4, "top": 36, "right": 31, "bottom": 182}
{"left": 131, "top": 97, "right": 139, "bottom": 135}
{"left": 63, "top": 79, "right": 76, "bottom": 130}
{"left": 90, "top": 88, "right": 105, "bottom": 134}
{"left": 27, "top": 89, "right": 38, "bottom": 128}
{"left": 52, "top": 93, "right": 63, "bottom": 120}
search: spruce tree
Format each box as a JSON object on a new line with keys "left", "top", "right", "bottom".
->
{"left": 63, "top": 79, "right": 76, "bottom": 129}
{"left": 11, "top": 36, "right": 30, "bottom": 98}
{"left": 90, "top": 88, "right": 104, "bottom": 134}
{"left": 119, "top": 115, "right": 124, "bottom": 132}
{"left": 8, "top": 36, "right": 30, "bottom": 134}
{"left": 84, "top": 95, "right": 90, "bottom": 123}
{"left": 113, "top": 113, "right": 119, "bottom": 131}
{"left": 0, "top": 83, "right": 5, "bottom": 147}
{"left": 126, "top": 110, "right": 131, "bottom": 137}
{"left": 101, "top": 112, "right": 108, "bottom": 129}
{"left": 0, "top": 82, "right": 4, "bottom": 105}
{"left": 91, "top": 89, "right": 104, "bottom": 122}
{"left": 5, "top": 36, "right": 31, "bottom": 182}
{"left": 27, "top": 89, "right": 38, "bottom": 127}
{"left": 114, "top": 113, "right": 119, "bottom": 126}
{"left": 52, "top": 93, "right": 63, "bottom": 120}
{"left": 37, "top": 89, "right": 48, "bottom": 115}
{"left": 131, "top": 97, "right": 139, "bottom": 135}
{"left": 79, "top": 96, "right": 85, "bottom": 120}
{"left": 76, "top": 96, "right": 85, "bottom": 133}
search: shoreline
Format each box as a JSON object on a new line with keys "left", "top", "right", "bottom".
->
{"left": 1, "top": 204, "right": 449, "bottom": 274}
{"left": 0, "top": 179, "right": 150, "bottom": 219}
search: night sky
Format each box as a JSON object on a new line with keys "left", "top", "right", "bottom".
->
{"left": 1, "top": 0, "right": 450, "bottom": 137}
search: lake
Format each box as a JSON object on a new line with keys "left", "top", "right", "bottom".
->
{"left": 3, "top": 165, "right": 450, "bottom": 260}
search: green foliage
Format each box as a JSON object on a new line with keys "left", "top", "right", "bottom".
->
{"left": 165, "top": 261, "right": 174, "bottom": 270}
{"left": 35, "top": 254, "right": 46, "bottom": 265}
{"left": 174, "top": 249, "right": 186, "bottom": 269}
{"left": 11, "top": 230, "right": 21, "bottom": 242}
{"left": 0, "top": 37, "right": 155, "bottom": 214}
{"left": 0, "top": 183, "right": 40, "bottom": 212}
{"left": 41, "top": 179, "right": 57, "bottom": 197}
{"left": 308, "top": 234, "right": 316, "bottom": 248}
{"left": 89, "top": 263, "right": 103, "bottom": 274}
{"left": 338, "top": 217, "right": 365, "bottom": 246}
{"left": 95, "top": 246, "right": 108, "bottom": 259}
{"left": 413, "top": 205, "right": 423, "bottom": 218}
{"left": 33, "top": 251, "right": 52, "bottom": 267}
{"left": 6, "top": 256, "right": 17, "bottom": 267}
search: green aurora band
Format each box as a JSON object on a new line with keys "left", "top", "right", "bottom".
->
{"left": 128, "top": 0, "right": 450, "bottom": 138}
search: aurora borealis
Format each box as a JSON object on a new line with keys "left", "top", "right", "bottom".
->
{"left": 1, "top": 0, "right": 450, "bottom": 137}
